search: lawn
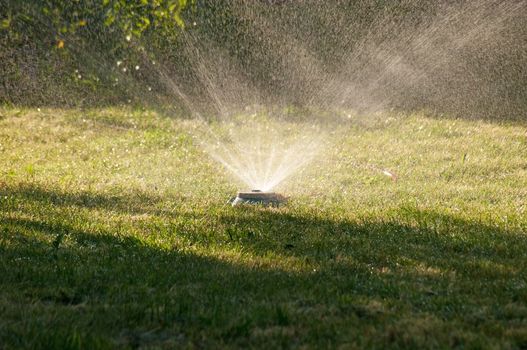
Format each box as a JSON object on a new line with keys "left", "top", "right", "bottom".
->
{"left": 1, "top": 107, "right": 526, "bottom": 349}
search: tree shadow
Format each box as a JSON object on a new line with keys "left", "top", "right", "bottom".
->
{"left": 1, "top": 183, "right": 527, "bottom": 348}
{"left": 0, "top": 182, "right": 185, "bottom": 218}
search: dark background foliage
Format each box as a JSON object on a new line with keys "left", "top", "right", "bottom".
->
{"left": 0, "top": 0, "right": 526, "bottom": 120}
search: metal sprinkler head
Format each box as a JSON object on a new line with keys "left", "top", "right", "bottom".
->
{"left": 231, "top": 190, "right": 286, "bottom": 207}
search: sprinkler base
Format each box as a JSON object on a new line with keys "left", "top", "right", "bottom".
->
{"left": 231, "top": 190, "right": 286, "bottom": 207}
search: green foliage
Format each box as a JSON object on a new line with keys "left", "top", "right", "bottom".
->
{"left": 0, "top": 0, "right": 194, "bottom": 106}
{"left": 102, "top": 0, "right": 193, "bottom": 37}
{"left": 0, "top": 0, "right": 193, "bottom": 42}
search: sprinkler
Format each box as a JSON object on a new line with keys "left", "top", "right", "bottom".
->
{"left": 231, "top": 190, "right": 286, "bottom": 207}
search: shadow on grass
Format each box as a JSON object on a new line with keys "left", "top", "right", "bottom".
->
{"left": 0, "top": 182, "right": 176, "bottom": 215}
{"left": 1, "top": 183, "right": 527, "bottom": 349}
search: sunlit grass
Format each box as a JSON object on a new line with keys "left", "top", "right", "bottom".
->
{"left": 1, "top": 107, "right": 526, "bottom": 349}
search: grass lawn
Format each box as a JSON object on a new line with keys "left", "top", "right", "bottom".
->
{"left": 1, "top": 107, "right": 526, "bottom": 349}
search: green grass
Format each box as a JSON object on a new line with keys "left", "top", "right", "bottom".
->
{"left": 1, "top": 107, "right": 526, "bottom": 349}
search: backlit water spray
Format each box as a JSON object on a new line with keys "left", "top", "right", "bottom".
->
{"left": 139, "top": 35, "right": 330, "bottom": 203}
{"left": 133, "top": 27, "right": 335, "bottom": 204}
